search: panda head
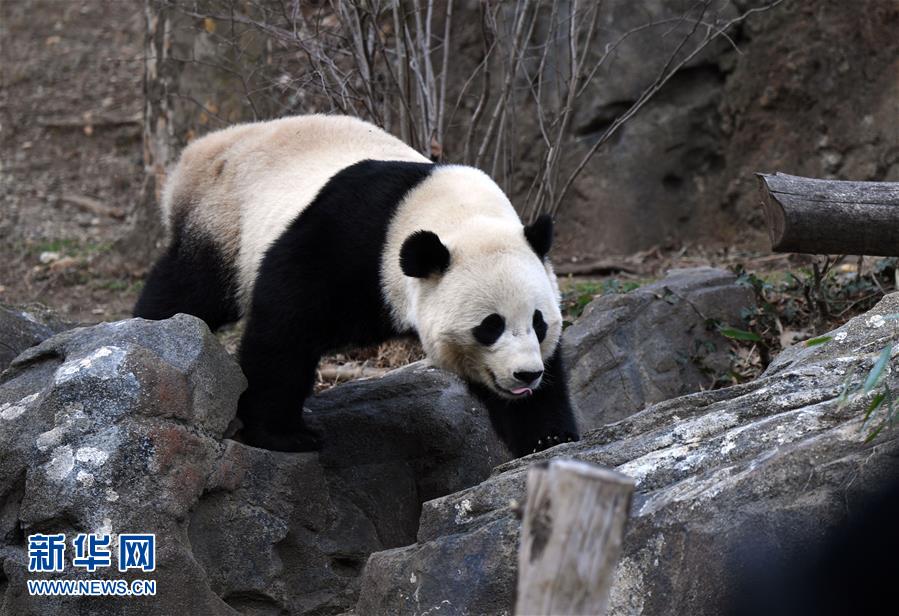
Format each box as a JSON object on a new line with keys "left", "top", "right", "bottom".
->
{"left": 399, "top": 214, "right": 562, "bottom": 399}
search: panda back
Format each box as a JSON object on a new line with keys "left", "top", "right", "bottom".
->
{"left": 161, "top": 115, "right": 429, "bottom": 309}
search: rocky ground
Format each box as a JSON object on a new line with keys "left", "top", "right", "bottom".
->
{"left": 1, "top": 269, "right": 897, "bottom": 615}
{"left": 357, "top": 292, "right": 899, "bottom": 615}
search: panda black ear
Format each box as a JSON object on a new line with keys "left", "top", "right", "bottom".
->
{"left": 400, "top": 230, "right": 450, "bottom": 278}
{"left": 524, "top": 214, "right": 553, "bottom": 260}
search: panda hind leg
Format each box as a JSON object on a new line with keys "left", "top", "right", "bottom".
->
{"left": 236, "top": 312, "right": 323, "bottom": 453}
{"left": 237, "top": 378, "right": 322, "bottom": 453}
{"left": 133, "top": 231, "right": 240, "bottom": 332}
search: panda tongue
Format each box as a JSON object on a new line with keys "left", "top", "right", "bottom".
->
{"left": 511, "top": 387, "right": 533, "bottom": 396}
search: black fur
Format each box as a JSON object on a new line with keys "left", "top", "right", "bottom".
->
{"left": 237, "top": 160, "right": 435, "bottom": 451}
{"left": 473, "top": 313, "right": 505, "bottom": 346}
{"left": 133, "top": 214, "right": 240, "bottom": 331}
{"left": 533, "top": 309, "right": 547, "bottom": 343}
{"left": 399, "top": 230, "right": 450, "bottom": 278}
{"left": 524, "top": 214, "right": 553, "bottom": 260}
{"left": 470, "top": 345, "right": 579, "bottom": 457}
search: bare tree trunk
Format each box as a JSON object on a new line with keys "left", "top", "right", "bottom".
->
{"left": 757, "top": 172, "right": 899, "bottom": 257}
{"left": 516, "top": 459, "right": 634, "bottom": 616}
{"left": 142, "top": 0, "right": 174, "bottom": 212}
{"left": 111, "top": 0, "right": 172, "bottom": 270}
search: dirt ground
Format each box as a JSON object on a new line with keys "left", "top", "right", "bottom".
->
{"left": 1, "top": 0, "right": 146, "bottom": 323}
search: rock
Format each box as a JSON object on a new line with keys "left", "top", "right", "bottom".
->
{"left": 564, "top": 267, "right": 755, "bottom": 430}
{"left": 0, "top": 315, "right": 506, "bottom": 615}
{"left": 306, "top": 362, "right": 508, "bottom": 546}
{"left": 550, "top": 0, "right": 734, "bottom": 255}
{"left": 0, "top": 304, "right": 72, "bottom": 371}
{"left": 552, "top": 0, "right": 899, "bottom": 256}
{"left": 357, "top": 517, "right": 520, "bottom": 616}
{"left": 0, "top": 315, "right": 244, "bottom": 616}
{"left": 563, "top": 1, "right": 736, "bottom": 125}
{"left": 556, "top": 67, "right": 724, "bottom": 259}
{"left": 354, "top": 293, "right": 899, "bottom": 616}
{"left": 558, "top": 68, "right": 726, "bottom": 255}
{"left": 189, "top": 362, "right": 507, "bottom": 615}
{"left": 189, "top": 443, "right": 376, "bottom": 615}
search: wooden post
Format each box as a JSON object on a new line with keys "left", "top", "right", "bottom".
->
{"left": 516, "top": 459, "right": 635, "bottom": 616}
{"left": 757, "top": 172, "right": 899, "bottom": 257}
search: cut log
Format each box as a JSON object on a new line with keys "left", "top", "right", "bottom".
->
{"left": 516, "top": 459, "right": 635, "bottom": 616}
{"left": 757, "top": 172, "right": 899, "bottom": 256}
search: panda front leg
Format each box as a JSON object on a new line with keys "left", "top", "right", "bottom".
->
{"left": 473, "top": 347, "right": 579, "bottom": 457}
{"left": 237, "top": 310, "right": 323, "bottom": 452}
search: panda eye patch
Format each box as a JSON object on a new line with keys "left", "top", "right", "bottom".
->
{"left": 473, "top": 313, "right": 505, "bottom": 346}
{"left": 533, "top": 309, "right": 547, "bottom": 342}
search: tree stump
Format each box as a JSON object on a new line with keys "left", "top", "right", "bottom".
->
{"left": 516, "top": 459, "right": 635, "bottom": 616}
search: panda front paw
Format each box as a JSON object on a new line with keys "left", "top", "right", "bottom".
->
{"left": 530, "top": 431, "right": 579, "bottom": 454}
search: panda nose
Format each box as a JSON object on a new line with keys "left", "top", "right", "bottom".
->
{"left": 514, "top": 370, "right": 543, "bottom": 385}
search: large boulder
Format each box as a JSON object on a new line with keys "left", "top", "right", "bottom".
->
{"left": 0, "top": 315, "right": 506, "bottom": 615}
{"left": 355, "top": 293, "right": 899, "bottom": 615}
{"left": 565, "top": 267, "right": 755, "bottom": 430}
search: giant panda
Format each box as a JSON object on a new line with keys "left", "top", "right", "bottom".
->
{"left": 134, "top": 115, "right": 579, "bottom": 457}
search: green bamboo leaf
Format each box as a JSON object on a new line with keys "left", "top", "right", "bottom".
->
{"left": 864, "top": 424, "right": 885, "bottom": 444}
{"left": 805, "top": 335, "right": 832, "bottom": 347}
{"left": 863, "top": 345, "right": 893, "bottom": 393}
{"left": 718, "top": 326, "right": 763, "bottom": 342}
{"left": 861, "top": 392, "right": 886, "bottom": 429}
